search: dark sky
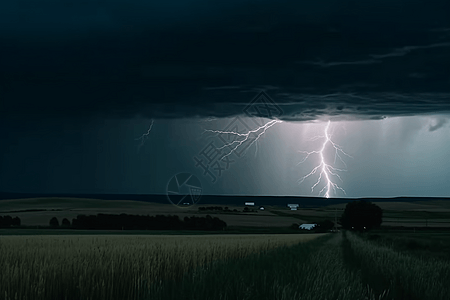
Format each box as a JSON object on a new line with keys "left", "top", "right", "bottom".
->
{"left": 1, "top": 0, "right": 449, "bottom": 197}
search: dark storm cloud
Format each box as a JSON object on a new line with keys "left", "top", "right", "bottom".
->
{"left": 297, "top": 58, "right": 382, "bottom": 68}
{"left": 1, "top": 0, "right": 450, "bottom": 121}
{"left": 369, "top": 42, "right": 450, "bottom": 59}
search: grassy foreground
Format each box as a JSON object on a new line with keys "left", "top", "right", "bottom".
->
{"left": 1, "top": 232, "right": 450, "bottom": 300}
{"left": 0, "top": 234, "right": 322, "bottom": 300}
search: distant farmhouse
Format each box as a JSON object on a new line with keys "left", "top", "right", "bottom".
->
{"left": 245, "top": 202, "right": 255, "bottom": 206}
{"left": 299, "top": 224, "right": 317, "bottom": 230}
{"left": 287, "top": 204, "right": 299, "bottom": 210}
{"left": 259, "top": 206, "right": 265, "bottom": 210}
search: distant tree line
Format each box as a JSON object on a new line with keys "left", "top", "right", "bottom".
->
{"left": 49, "top": 217, "right": 71, "bottom": 228}
{"left": 0, "top": 215, "right": 21, "bottom": 228}
{"left": 198, "top": 206, "right": 224, "bottom": 211}
{"left": 49, "top": 214, "right": 227, "bottom": 231}
{"left": 198, "top": 206, "right": 256, "bottom": 213}
{"left": 198, "top": 206, "right": 238, "bottom": 212}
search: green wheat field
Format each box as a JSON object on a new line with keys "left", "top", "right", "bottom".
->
{"left": 1, "top": 232, "right": 450, "bottom": 300}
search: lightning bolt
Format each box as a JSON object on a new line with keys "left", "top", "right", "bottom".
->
{"left": 136, "top": 119, "right": 154, "bottom": 152}
{"left": 203, "top": 119, "right": 282, "bottom": 160}
{"left": 297, "top": 120, "right": 352, "bottom": 198}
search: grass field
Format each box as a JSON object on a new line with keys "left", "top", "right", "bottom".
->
{"left": 0, "top": 233, "right": 324, "bottom": 300}
{"left": 0, "top": 226, "right": 306, "bottom": 235}
{"left": 343, "top": 231, "right": 450, "bottom": 300}
{"left": 0, "top": 198, "right": 301, "bottom": 227}
{"left": 361, "top": 230, "right": 450, "bottom": 261}
{"left": 273, "top": 201, "right": 450, "bottom": 227}
{"left": 1, "top": 231, "right": 450, "bottom": 300}
{"left": 2, "top": 197, "right": 450, "bottom": 299}
{"left": 2, "top": 197, "right": 450, "bottom": 228}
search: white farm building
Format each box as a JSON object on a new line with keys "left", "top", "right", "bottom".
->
{"left": 287, "top": 204, "right": 299, "bottom": 210}
{"left": 299, "top": 224, "right": 317, "bottom": 230}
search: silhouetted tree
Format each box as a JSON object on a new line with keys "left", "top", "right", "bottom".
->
{"left": 2, "top": 216, "right": 13, "bottom": 227}
{"left": 290, "top": 223, "right": 300, "bottom": 230}
{"left": 212, "top": 216, "right": 227, "bottom": 230}
{"left": 340, "top": 201, "right": 382, "bottom": 231}
{"left": 61, "top": 218, "right": 70, "bottom": 228}
{"left": 49, "top": 217, "right": 59, "bottom": 228}
{"left": 5, "top": 216, "right": 12, "bottom": 226}
{"left": 66, "top": 213, "right": 225, "bottom": 231}
{"left": 12, "top": 216, "right": 21, "bottom": 227}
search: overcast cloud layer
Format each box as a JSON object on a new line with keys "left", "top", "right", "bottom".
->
{"left": 1, "top": 0, "right": 450, "bottom": 121}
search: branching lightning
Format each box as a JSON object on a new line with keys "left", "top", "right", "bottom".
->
{"left": 297, "top": 120, "right": 352, "bottom": 198}
{"left": 203, "top": 119, "right": 282, "bottom": 160}
{"left": 136, "top": 119, "right": 154, "bottom": 152}
{"left": 201, "top": 117, "right": 352, "bottom": 197}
